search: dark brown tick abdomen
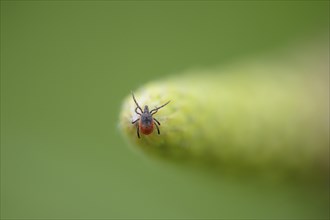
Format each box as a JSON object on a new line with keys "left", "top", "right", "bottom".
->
{"left": 139, "top": 119, "right": 154, "bottom": 135}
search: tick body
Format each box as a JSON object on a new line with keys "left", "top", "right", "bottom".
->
{"left": 131, "top": 92, "right": 170, "bottom": 138}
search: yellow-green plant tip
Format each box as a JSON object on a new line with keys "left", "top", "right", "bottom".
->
{"left": 119, "top": 49, "right": 328, "bottom": 182}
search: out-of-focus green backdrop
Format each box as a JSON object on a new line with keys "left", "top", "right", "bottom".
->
{"left": 1, "top": 1, "right": 329, "bottom": 219}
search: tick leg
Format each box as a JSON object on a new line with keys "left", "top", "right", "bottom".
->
{"left": 150, "top": 100, "right": 171, "bottom": 115}
{"left": 132, "top": 118, "right": 140, "bottom": 124}
{"left": 135, "top": 107, "right": 142, "bottom": 115}
{"left": 150, "top": 109, "right": 158, "bottom": 116}
{"left": 132, "top": 118, "right": 140, "bottom": 138}
{"left": 153, "top": 118, "right": 161, "bottom": 125}
{"left": 137, "top": 124, "right": 140, "bottom": 138}
{"left": 154, "top": 121, "right": 160, "bottom": 135}
{"left": 132, "top": 92, "right": 143, "bottom": 113}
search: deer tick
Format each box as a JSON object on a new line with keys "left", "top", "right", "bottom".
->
{"left": 131, "top": 92, "right": 170, "bottom": 138}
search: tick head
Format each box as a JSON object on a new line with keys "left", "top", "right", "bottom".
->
{"left": 143, "top": 105, "right": 150, "bottom": 113}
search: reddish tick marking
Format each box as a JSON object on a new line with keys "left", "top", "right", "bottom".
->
{"left": 131, "top": 92, "right": 170, "bottom": 138}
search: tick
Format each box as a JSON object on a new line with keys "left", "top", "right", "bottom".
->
{"left": 131, "top": 92, "right": 170, "bottom": 138}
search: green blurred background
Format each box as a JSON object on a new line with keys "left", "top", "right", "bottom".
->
{"left": 1, "top": 1, "right": 329, "bottom": 219}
